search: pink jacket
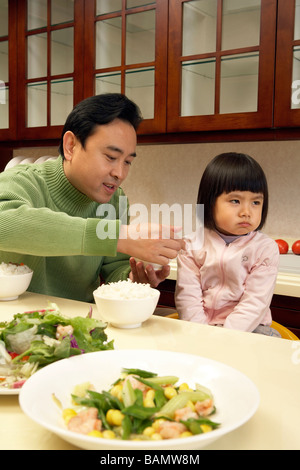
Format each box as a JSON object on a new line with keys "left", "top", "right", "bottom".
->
{"left": 175, "top": 229, "right": 279, "bottom": 332}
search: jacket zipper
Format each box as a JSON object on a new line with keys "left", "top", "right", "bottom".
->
{"left": 211, "top": 243, "right": 229, "bottom": 313}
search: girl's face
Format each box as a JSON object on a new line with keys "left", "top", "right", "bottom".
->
{"left": 213, "top": 190, "right": 263, "bottom": 236}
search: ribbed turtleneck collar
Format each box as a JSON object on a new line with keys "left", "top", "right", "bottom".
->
{"left": 44, "top": 156, "right": 98, "bottom": 217}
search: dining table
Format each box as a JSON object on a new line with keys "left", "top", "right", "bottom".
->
{"left": 0, "top": 291, "right": 299, "bottom": 451}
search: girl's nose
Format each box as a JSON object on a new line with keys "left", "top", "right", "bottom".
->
{"left": 239, "top": 204, "right": 251, "bottom": 217}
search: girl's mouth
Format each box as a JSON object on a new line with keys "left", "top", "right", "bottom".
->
{"left": 239, "top": 222, "right": 251, "bottom": 227}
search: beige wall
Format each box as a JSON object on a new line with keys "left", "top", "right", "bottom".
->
{"left": 14, "top": 140, "right": 300, "bottom": 240}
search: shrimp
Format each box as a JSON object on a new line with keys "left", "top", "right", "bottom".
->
{"left": 195, "top": 398, "right": 214, "bottom": 417}
{"left": 67, "top": 407, "right": 102, "bottom": 435}
{"left": 174, "top": 406, "right": 198, "bottom": 422}
{"left": 56, "top": 324, "right": 74, "bottom": 340}
{"left": 158, "top": 421, "right": 187, "bottom": 439}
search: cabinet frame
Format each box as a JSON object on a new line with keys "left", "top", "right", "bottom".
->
{"left": 83, "top": 0, "right": 168, "bottom": 135}
{"left": 274, "top": 0, "right": 300, "bottom": 127}
{"left": 16, "top": 0, "right": 85, "bottom": 140}
{"left": 0, "top": 0, "right": 17, "bottom": 141}
{"left": 167, "top": 0, "right": 277, "bottom": 132}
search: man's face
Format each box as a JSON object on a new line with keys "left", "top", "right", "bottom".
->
{"left": 63, "top": 119, "right": 137, "bottom": 203}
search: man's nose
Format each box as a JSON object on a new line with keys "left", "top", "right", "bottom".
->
{"left": 111, "top": 163, "right": 125, "bottom": 180}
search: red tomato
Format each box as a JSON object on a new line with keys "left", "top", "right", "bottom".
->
{"left": 275, "top": 239, "right": 289, "bottom": 254}
{"left": 8, "top": 352, "right": 19, "bottom": 359}
{"left": 292, "top": 240, "right": 300, "bottom": 255}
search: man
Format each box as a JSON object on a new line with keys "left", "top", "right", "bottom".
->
{"left": 0, "top": 94, "right": 184, "bottom": 302}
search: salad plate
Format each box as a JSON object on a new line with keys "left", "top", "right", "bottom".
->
{"left": 0, "top": 386, "right": 20, "bottom": 395}
{"left": 0, "top": 305, "right": 113, "bottom": 392}
{"left": 19, "top": 349, "right": 260, "bottom": 450}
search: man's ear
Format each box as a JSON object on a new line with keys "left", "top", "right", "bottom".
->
{"left": 63, "top": 131, "right": 76, "bottom": 161}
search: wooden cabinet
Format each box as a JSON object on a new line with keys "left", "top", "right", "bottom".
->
{"left": 0, "top": 0, "right": 17, "bottom": 141}
{"left": 1, "top": 0, "right": 300, "bottom": 144}
{"left": 167, "top": 0, "right": 277, "bottom": 132}
{"left": 82, "top": 0, "right": 168, "bottom": 135}
{"left": 274, "top": 0, "right": 300, "bottom": 127}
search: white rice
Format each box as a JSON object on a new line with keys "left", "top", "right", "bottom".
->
{"left": 95, "top": 279, "right": 156, "bottom": 300}
{"left": 0, "top": 262, "right": 32, "bottom": 276}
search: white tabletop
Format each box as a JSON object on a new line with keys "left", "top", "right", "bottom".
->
{"left": 0, "top": 292, "right": 299, "bottom": 450}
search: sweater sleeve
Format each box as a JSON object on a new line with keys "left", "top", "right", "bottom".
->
{"left": 0, "top": 199, "right": 120, "bottom": 257}
{"left": 223, "top": 239, "right": 279, "bottom": 332}
{"left": 0, "top": 166, "right": 120, "bottom": 257}
{"left": 175, "top": 247, "right": 208, "bottom": 324}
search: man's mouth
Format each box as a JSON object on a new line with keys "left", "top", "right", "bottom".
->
{"left": 103, "top": 183, "right": 116, "bottom": 193}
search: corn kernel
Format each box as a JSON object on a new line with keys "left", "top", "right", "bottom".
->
{"left": 143, "top": 398, "right": 155, "bottom": 408}
{"left": 200, "top": 424, "right": 212, "bottom": 433}
{"left": 106, "top": 409, "right": 125, "bottom": 426}
{"left": 180, "top": 431, "right": 193, "bottom": 438}
{"left": 110, "top": 384, "right": 123, "bottom": 401}
{"left": 152, "top": 418, "right": 166, "bottom": 430}
{"left": 186, "top": 400, "right": 195, "bottom": 411}
{"left": 102, "top": 430, "right": 116, "bottom": 439}
{"left": 88, "top": 430, "right": 103, "bottom": 438}
{"left": 178, "top": 382, "right": 189, "bottom": 391}
{"left": 164, "top": 386, "right": 177, "bottom": 399}
{"left": 151, "top": 433, "right": 163, "bottom": 440}
{"left": 145, "top": 389, "right": 155, "bottom": 400}
{"left": 62, "top": 408, "right": 77, "bottom": 424}
{"left": 143, "top": 426, "right": 155, "bottom": 437}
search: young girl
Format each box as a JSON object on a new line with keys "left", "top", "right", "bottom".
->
{"left": 175, "top": 152, "right": 280, "bottom": 336}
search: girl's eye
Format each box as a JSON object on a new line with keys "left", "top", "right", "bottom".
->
{"left": 253, "top": 200, "right": 261, "bottom": 205}
{"left": 230, "top": 199, "right": 240, "bottom": 204}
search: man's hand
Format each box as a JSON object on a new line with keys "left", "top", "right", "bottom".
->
{"left": 129, "top": 258, "right": 171, "bottom": 287}
{"left": 117, "top": 223, "right": 185, "bottom": 266}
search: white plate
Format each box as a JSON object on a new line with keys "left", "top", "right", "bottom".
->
{"left": 19, "top": 350, "right": 259, "bottom": 450}
{"left": 0, "top": 386, "right": 20, "bottom": 395}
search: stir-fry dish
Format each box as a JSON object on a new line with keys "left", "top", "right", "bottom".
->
{"left": 0, "top": 305, "right": 113, "bottom": 390}
{"left": 59, "top": 368, "right": 220, "bottom": 441}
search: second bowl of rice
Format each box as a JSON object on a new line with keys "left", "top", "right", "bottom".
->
{"left": 93, "top": 280, "right": 160, "bottom": 328}
{"left": 0, "top": 262, "right": 33, "bottom": 301}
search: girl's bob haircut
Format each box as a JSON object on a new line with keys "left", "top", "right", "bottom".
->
{"left": 197, "top": 152, "right": 268, "bottom": 231}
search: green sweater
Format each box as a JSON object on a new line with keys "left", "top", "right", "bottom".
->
{"left": 0, "top": 157, "right": 131, "bottom": 302}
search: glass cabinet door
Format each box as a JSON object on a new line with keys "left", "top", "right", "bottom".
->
{"left": 0, "top": 0, "right": 17, "bottom": 139}
{"left": 274, "top": 0, "right": 300, "bottom": 127}
{"left": 17, "top": 0, "right": 84, "bottom": 138}
{"left": 84, "top": 0, "right": 168, "bottom": 134}
{"left": 168, "top": 0, "right": 277, "bottom": 132}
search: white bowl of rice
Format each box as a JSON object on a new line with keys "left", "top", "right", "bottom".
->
{"left": 93, "top": 280, "right": 160, "bottom": 328}
{"left": 0, "top": 262, "right": 33, "bottom": 301}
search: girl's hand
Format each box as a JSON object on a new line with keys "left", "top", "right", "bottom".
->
{"left": 129, "top": 258, "right": 170, "bottom": 287}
